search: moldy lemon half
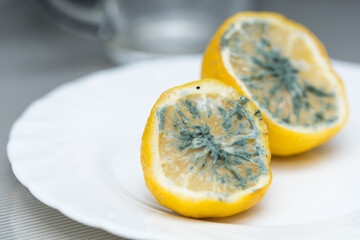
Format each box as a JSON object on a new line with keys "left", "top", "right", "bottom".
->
{"left": 202, "top": 12, "right": 349, "bottom": 156}
{"left": 141, "top": 79, "right": 271, "bottom": 218}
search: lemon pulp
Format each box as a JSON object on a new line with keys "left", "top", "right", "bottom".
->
{"left": 157, "top": 92, "right": 269, "bottom": 197}
{"left": 220, "top": 18, "right": 341, "bottom": 128}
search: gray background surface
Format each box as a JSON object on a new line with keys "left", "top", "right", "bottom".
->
{"left": 0, "top": 1, "right": 118, "bottom": 239}
{"left": 0, "top": 0, "right": 359, "bottom": 239}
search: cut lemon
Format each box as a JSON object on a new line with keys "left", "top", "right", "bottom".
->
{"left": 141, "top": 79, "right": 271, "bottom": 218}
{"left": 202, "top": 12, "right": 349, "bottom": 156}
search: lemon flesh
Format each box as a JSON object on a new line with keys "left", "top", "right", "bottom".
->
{"left": 158, "top": 93, "right": 268, "bottom": 194}
{"left": 221, "top": 18, "right": 342, "bottom": 128}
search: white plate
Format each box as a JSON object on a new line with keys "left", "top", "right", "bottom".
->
{"left": 7, "top": 56, "right": 360, "bottom": 239}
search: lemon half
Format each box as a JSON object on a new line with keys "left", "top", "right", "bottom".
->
{"left": 202, "top": 12, "right": 349, "bottom": 156}
{"left": 141, "top": 79, "right": 271, "bottom": 218}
